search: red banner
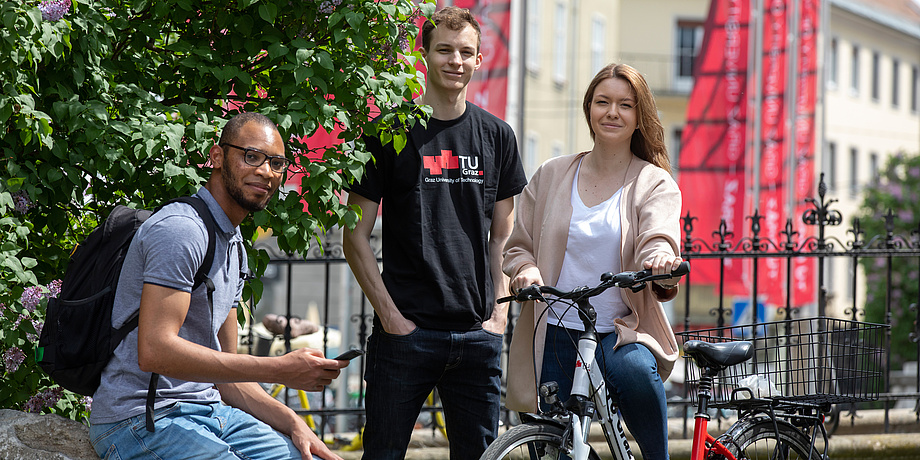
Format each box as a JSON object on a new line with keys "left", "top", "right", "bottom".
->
{"left": 444, "top": 0, "right": 512, "bottom": 119}
{"left": 756, "top": 0, "right": 789, "bottom": 308}
{"left": 791, "top": 0, "right": 819, "bottom": 306}
{"left": 678, "top": 0, "right": 751, "bottom": 295}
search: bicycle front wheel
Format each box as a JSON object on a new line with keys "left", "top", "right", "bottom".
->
{"left": 480, "top": 423, "right": 601, "bottom": 460}
{"left": 721, "top": 416, "right": 822, "bottom": 460}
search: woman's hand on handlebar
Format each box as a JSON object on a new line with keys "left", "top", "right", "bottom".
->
{"left": 643, "top": 254, "right": 684, "bottom": 287}
{"left": 510, "top": 266, "right": 544, "bottom": 295}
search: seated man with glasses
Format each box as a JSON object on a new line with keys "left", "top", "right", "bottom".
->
{"left": 88, "top": 112, "right": 348, "bottom": 460}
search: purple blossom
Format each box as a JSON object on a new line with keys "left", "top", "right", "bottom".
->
{"left": 909, "top": 167, "right": 920, "bottom": 179}
{"left": 12, "top": 313, "right": 27, "bottom": 329}
{"left": 11, "top": 190, "right": 33, "bottom": 214}
{"left": 20, "top": 286, "right": 44, "bottom": 313}
{"left": 38, "top": 0, "right": 71, "bottom": 22}
{"left": 22, "top": 387, "right": 64, "bottom": 413}
{"left": 47, "top": 279, "right": 62, "bottom": 298}
{"left": 3, "top": 347, "right": 26, "bottom": 373}
{"left": 29, "top": 317, "right": 43, "bottom": 338}
{"left": 318, "top": 0, "right": 342, "bottom": 14}
{"left": 83, "top": 396, "right": 92, "bottom": 411}
{"left": 886, "top": 183, "right": 904, "bottom": 200}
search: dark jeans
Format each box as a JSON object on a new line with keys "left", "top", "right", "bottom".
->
{"left": 362, "top": 323, "right": 503, "bottom": 460}
{"left": 541, "top": 324, "right": 670, "bottom": 460}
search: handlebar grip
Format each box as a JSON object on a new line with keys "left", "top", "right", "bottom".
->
{"left": 671, "top": 261, "right": 690, "bottom": 277}
{"left": 497, "top": 295, "right": 516, "bottom": 303}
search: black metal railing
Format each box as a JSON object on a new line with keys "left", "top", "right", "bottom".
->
{"left": 246, "top": 173, "right": 920, "bottom": 438}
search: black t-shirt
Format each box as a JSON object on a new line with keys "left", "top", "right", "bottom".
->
{"left": 349, "top": 102, "right": 527, "bottom": 331}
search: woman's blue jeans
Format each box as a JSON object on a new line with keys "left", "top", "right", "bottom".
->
{"left": 88, "top": 401, "right": 320, "bottom": 459}
{"left": 541, "top": 324, "right": 670, "bottom": 460}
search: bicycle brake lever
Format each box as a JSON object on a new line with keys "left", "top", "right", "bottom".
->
{"left": 629, "top": 282, "right": 647, "bottom": 293}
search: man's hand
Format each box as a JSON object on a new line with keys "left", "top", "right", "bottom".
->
{"left": 481, "top": 316, "right": 506, "bottom": 335}
{"left": 291, "top": 422, "right": 342, "bottom": 460}
{"left": 278, "top": 348, "right": 348, "bottom": 392}
{"left": 380, "top": 310, "right": 417, "bottom": 336}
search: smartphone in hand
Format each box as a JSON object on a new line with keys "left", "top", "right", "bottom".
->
{"left": 333, "top": 349, "right": 365, "bottom": 361}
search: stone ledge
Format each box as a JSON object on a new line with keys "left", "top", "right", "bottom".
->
{"left": 0, "top": 409, "right": 96, "bottom": 460}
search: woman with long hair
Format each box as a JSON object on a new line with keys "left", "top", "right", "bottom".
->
{"left": 502, "top": 63, "right": 683, "bottom": 460}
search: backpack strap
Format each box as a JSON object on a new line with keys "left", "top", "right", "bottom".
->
{"left": 145, "top": 195, "right": 219, "bottom": 432}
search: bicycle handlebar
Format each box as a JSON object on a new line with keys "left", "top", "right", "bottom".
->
{"left": 498, "top": 261, "right": 690, "bottom": 304}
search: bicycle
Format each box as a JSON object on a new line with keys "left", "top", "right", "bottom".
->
{"left": 480, "top": 262, "right": 888, "bottom": 460}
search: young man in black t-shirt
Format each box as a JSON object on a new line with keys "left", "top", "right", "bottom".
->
{"left": 343, "top": 6, "right": 527, "bottom": 460}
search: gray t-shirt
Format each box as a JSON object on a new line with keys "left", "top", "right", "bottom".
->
{"left": 90, "top": 188, "right": 244, "bottom": 424}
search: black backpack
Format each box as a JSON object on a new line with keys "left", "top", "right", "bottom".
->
{"left": 37, "top": 196, "right": 217, "bottom": 431}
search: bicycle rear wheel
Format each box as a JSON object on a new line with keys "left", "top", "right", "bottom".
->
{"left": 720, "top": 416, "right": 821, "bottom": 460}
{"left": 480, "top": 423, "right": 601, "bottom": 460}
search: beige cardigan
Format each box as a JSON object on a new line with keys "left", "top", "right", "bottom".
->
{"left": 501, "top": 152, "right": 682, "bottom": 412}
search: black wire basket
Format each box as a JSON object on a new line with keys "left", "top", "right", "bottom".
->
{"left": 676, "top": 317, "right": 888, "bottom": 407}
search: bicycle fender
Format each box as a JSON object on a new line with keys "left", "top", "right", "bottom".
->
{"left": 518, "top": 412, "right": 568, "bottom": 429}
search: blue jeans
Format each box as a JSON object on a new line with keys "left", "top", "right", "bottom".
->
{"left": 89, "top": 401, "right": 321, "bottom": 460}
{"left": 541, "top": 324, "right": 670, "bottom": 460}
{"left": 362, "top": 323, "right": 503, "bottom": 460}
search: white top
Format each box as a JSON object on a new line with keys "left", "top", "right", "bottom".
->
{"left": 549, "top": 160, "right": 628, "bottom": 333}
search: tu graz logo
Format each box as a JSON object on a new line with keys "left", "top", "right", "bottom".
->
{"left": 423, "top": 150, "right": 484, "bottom": 183}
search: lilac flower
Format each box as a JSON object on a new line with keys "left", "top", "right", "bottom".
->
{"left": 23, "top": 387, "right": 64, "bottom": 413}
{"left": 3, "top": 347, "right": 26, "bottom": 373}
{"left": 29, "top": 317, "right": 43, "bottom": 338}
{"left": 38, "top": 0, "right": 71, "bottom": 22}
{"left": 47, "top": 279, "right": 62, "bottom": 298}
{"left": 83, "top": 396, "right": 93, "bottom": 411}
{"left": 12, "top": 313, "right": 28, "bottom": 330}
{"left": 396, "top": 27, "right": 409, "bottom": 52}
{"left": 11, "top": 190, "right": 33, "bottom": 214}
{"left": 20, "top": 286, "right": 44, "bottom": 313}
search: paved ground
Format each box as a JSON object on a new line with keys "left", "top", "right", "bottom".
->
{"left": 330, "top": 408, "right": 920, "bottom": 459}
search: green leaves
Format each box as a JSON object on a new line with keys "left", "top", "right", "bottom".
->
{"left": 0, "top": 0, "right": 432, "bottom": 418}
{"left": 856, "top": 152, "right": 920, "bottom": 368}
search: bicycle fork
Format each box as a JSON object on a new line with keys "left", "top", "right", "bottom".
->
{"left": 569, "top": 331, "right": 634, "bottom": 460}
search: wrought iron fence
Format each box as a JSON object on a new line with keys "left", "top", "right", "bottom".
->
{"left": 243, "top": 174, "right": 920, "bottom": 438}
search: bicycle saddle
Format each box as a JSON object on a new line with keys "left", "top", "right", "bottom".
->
{"left": 683, "top": 340, "right": 753, "bottom": 370}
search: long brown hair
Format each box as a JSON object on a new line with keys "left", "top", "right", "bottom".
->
{"left": 582, "top": 63, "right": 670, "bottom": 173}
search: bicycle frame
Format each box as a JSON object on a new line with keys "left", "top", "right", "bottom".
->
{"left": 556, "top": 297, "right": 741, "bottom": 460}
{"left": 537, "top": 295, "right": 633, "bottom": 460}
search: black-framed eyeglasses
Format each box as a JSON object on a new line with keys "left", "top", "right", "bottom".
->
{"left": 221, "top": 143, "right": 291, "bottom": 173}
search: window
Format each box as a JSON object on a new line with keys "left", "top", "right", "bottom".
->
{"left": 675, "top": 20, "right": 704, "bottom": 92}
{"left": 826, "top": 142, "right": 837, "bottom": 191}
{"left": 849, "top": 147, "right": 858, "bottom": 197}
{"left": 828, "top": 37, "right": 838, "bottom": 88}
{"left": 551, "top": 141, "right": 563, "bottom": 159}
{"left": 912, "top": 65, "right": 919, "bottom": 113}
{"left": 871, "top": 51, "right": 880, "bottom": 101}
{"left": 524, "top": 132, "right": 539, "bottom": 177}
{"left": 590, "top": 15, "right": 606, "bottom": 75}
{"left": 525, "top": 0, "right": 541, "bottom": 73}
{"left": 870, "top": 152, "right": 879, "bottom": 185}
{"left": 850, "top": 45, "right": 860, "bottom": 95}
{"left": 847, "top": 258, "right": 856, "bottom": 300}
{"left": 552, "top": 1, "right": 568, "bottom": 85}
{"left": 892, "top": 59, "right": 900, "bottom": 108}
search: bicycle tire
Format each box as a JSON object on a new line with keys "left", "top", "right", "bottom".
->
{"left": 480, "top": 423, "right": 601, "bottom": 460}
{"left": 720, "top": 416, "right": 821, "bottom": 460}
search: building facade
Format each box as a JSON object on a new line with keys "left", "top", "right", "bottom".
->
{"left": 514, "top": 0, "right": 920, "bottom": 318}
